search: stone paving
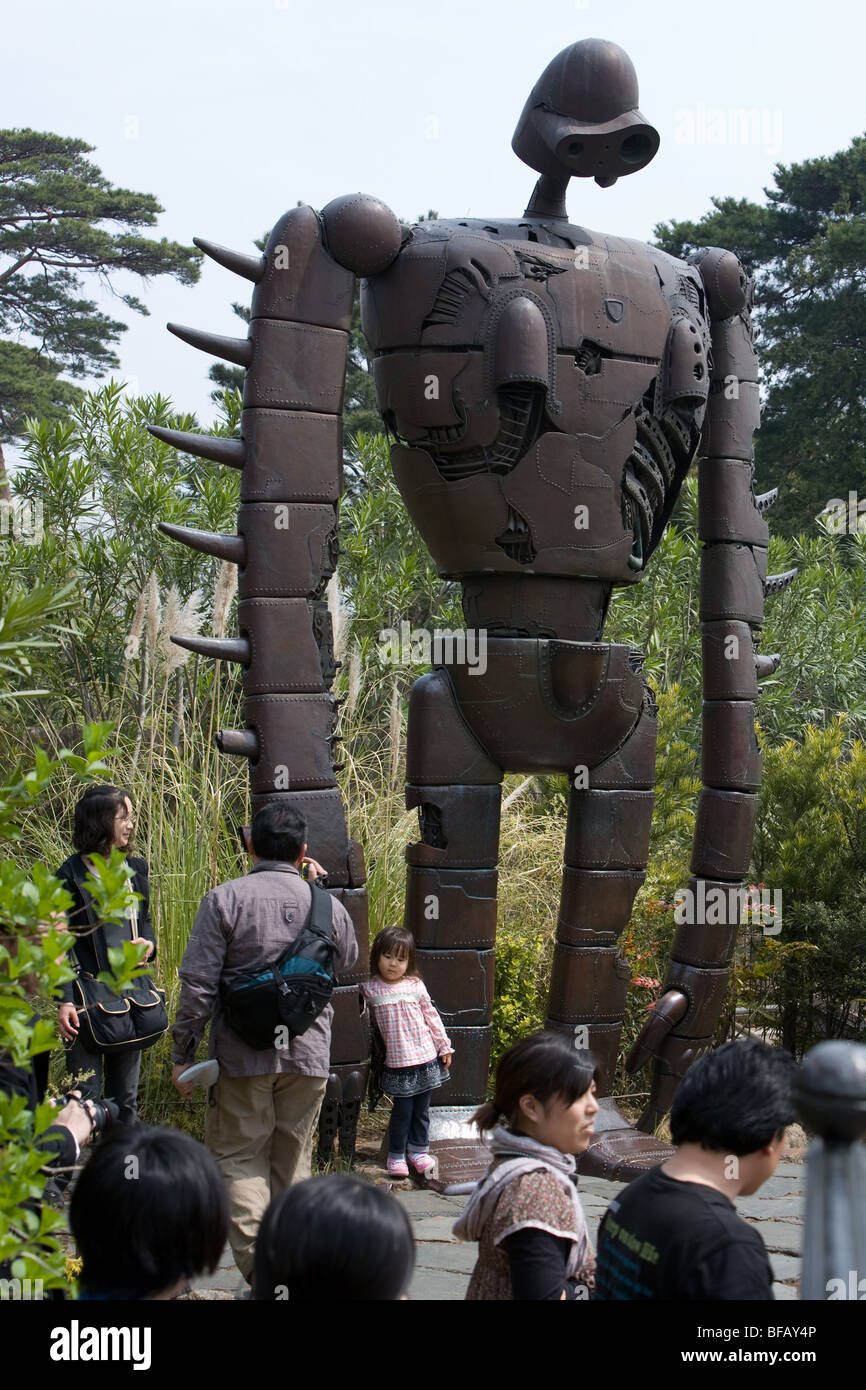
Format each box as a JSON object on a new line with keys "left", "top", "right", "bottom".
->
{"left": 187, "top": 1160, "right": 806, "bottom": 1302}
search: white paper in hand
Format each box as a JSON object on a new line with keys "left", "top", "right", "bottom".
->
{"left": 177, "top": 1059, "right": 220, "bottom": 1089}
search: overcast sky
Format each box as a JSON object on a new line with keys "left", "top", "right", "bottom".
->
{"left": 6, "top": 0, "right": 864, "bottom": 434}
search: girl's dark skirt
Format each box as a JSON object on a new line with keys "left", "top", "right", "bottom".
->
{"left": 381, "top": 1058, "right": 451, "bottom": 1098}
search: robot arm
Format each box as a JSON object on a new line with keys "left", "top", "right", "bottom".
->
{"left": 149, "top": 194, "right": 400, "bottom": 844}
{"left": 148, "top": 194, "right": 401, "bottom": 1154}
{"left": 627, "top": 247, "right": 795, "bottom": 1130}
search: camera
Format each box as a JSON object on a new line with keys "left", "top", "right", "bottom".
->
{"left": 59, "top": 1094, "right": 120, "bottom": 1137}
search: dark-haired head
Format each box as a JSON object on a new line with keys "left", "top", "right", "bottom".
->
{"left": 73, "top": 784, "right": 132, "bottom": 857}
{"left": 69, "top": 1126, "right": 228, "bottom": 1299}
{"left": 254, "top": 1174, "right": 415, "bottom": 1301}
{"left": 473, "top": 1030, "right": 599, "bottom": 1134}
{"left": 250, "top": 801, "right": 307, "bottom": 862}
{"left": 670, "top": 1039, "right": 797, "bottom": 1156}
{"left": 370, "top": 925, "right": 419, "bottom": 979}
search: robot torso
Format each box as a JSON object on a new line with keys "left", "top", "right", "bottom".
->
{"left": 362, "top": 218, "right": 711, "bottom": 588}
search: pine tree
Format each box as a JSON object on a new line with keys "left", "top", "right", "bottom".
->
{"left": 654, "top": 137, "right": 866, "bottom": 534}
{"left": 0, "top": 129, "right": 201, "bottom": 440}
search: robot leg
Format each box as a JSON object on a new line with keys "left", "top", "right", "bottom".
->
{"left": 546, "top": 692, "right": 673, "bottom": 1179}
{"left": 403, "top": 667, "right": 502, "bottom": 1183}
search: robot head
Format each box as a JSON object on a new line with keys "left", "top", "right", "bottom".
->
{"left": 512, "top": 38, "right": 659, "bottom": 189}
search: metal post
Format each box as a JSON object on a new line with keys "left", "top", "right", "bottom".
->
{"left": 796, "top": 1040, "right": 866, "bottom": 1300}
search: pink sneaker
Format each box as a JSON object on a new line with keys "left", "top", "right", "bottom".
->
{"left": 387, "top": 1157, "right": 409, "bottom": 1178}
{"left": 408, "top": 1153, "right": 436, "bottom": 1175}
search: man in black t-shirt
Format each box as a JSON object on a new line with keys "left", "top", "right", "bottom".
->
{"left": 595, "top": 1040, "right": 798, "bottom": 1300}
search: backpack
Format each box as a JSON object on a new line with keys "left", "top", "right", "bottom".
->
{"left": 220, "top": 882, "right": 337, "bottom": 1050}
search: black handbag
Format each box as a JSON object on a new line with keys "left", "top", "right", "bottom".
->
{"left": 67, "top": 859, "right": 168, "bottom": 1056}
{"left": 220, "top": 881, "right": 336, "bottom": 1051}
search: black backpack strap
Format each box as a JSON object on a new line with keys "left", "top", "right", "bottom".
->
{"left": 307, "top": 882, "right": 334, "bottom": 940}
{"left": 271, "top": 882, "right": 334, "bottom": 971}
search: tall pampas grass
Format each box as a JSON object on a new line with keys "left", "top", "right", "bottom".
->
{"left": 118, "top": 581, "right": 148, "bottom": 724}
{"left": 126, "top": 585, "right": 147, "bottom": 662}
{"left": 503, "top": 776, "right": 535, "bottom": 809}
{"left": 144, "top": 571, "right": 161, "bottom": 658}
{"left": 346, "top": 645, "right": 362, "bottom": 721}
{"left": 212, "top": 562, "right": 237, "bottom": 640}
{"left": 204, "top": 561, "right": 239, "bottom": 856}
{"left": 327, "top": 572, "right": 349, "bottom": 665}
{"left": 387, "top": 677, "right": 402, "bottom": 789}
{"left": 162, "top": 587, "right": 204, "bottom": 676}
{"left": 131, "top": 572, "right": 162, "bottom": 766}
{"left": 160, "top": 587, "right": 205, "bottom": 752}
{"left": 159, "top": 586, "right": 182, "bottom": 670}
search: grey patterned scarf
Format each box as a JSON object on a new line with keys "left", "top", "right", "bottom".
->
{"left": 452, "top": 1125, "right": 591, "bottom": 1277}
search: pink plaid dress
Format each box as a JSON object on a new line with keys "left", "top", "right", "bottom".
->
{"left": 362, "top": 976, "right": 453, "bottom": 1097}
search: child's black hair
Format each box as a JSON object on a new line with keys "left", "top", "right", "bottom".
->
{"left": 472, "top": 1030, "right": 598, "bottom": 1133}
{"left": 69, "top": 1126, "right": 228, "bottom": 1298}
{"left": 254, "top": 1174, "right": 415, "bottom": 1301}
{"left": 669, "top": 1039, "right": 798, "bottom": 1156}
{"left": 370, "top": 924, "right": 419, "bottom": 979}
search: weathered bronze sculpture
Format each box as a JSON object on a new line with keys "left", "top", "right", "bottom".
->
{"left": 152, "top": 38, "right": 793, "bottom": 1181}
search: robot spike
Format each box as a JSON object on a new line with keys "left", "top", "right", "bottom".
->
{"left": 171, "top": 633, "right": 250, "bottom": 664}
{"left": 193, "top": 236, "right": 265, "bottom": 283}
{"left": 764, "top": 568, "right": 798, "bottom": 596}
{"left": 755, "top": 652, "right": 781, "bottom": 679}
{"left": 167, "top": 322, "right": 252, "bottom": 367}
{"left": 217, "top": 729, "right": 258, "bottom": 757}
{"left": 158, "top": 521, "right": 245, "bottom": 565}
{"left": 755, "top": 488, "right": 779, "bottom": 513}
{"left": 147, "top": 424, "right": 246, "bottom": 470}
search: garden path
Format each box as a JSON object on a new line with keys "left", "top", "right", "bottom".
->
{"left": 188, "top": 1160, "right": 806, "bottom": 1302}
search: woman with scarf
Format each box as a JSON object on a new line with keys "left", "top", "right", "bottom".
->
{"left": 454, "top": 1031, "right": 599, "bottom": 1300}
{"left": 55, "top": 785, "right": 155, "bottom": 1125}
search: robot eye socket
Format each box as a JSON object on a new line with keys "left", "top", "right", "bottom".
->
{"left": 567, "top": 140, "right": 584, "bottom": 158}
{"left": 619, "top": 133, "right": 653, "bottom": 165}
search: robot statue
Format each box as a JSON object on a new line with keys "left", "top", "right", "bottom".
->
{"left": 151, "top": 38, "right": 794, "bottom": 1183}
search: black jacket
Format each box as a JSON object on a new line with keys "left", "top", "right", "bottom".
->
{"left": 54, "top": 853, "right": 154, "bottom": 1004}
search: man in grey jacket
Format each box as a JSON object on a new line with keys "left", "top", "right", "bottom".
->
{"left": 171, "top": 801, "right": 357, "bottom": 1283}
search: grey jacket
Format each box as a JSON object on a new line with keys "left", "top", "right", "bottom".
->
{"left": 171, "top": 861, "right": 358, "bottom": 1078}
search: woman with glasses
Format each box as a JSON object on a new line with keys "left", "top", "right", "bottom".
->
{"left": 55, "top": 785, "right": 155, "bottom": 1124}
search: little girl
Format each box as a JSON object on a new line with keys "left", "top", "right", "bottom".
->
{"left": 454, "top": 1031, "right": 598, "bottom": 1300}
{"left": 363, "top": 926, "right": 453, "bottom": 1178}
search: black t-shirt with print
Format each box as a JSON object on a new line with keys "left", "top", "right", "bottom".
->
{"left": 595, "top": 1166, "right": 774, "bottom": 1300}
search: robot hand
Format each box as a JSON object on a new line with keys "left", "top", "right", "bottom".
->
{"left": 626, "top": 988, "right": 712, "bottom": 1132}
{"left": 625, "top": 988, "right": 688, "bottom": 1075}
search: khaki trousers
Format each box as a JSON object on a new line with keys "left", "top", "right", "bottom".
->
{"left": 205, "top": 1071, "right": 328, "bottom": 1282}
